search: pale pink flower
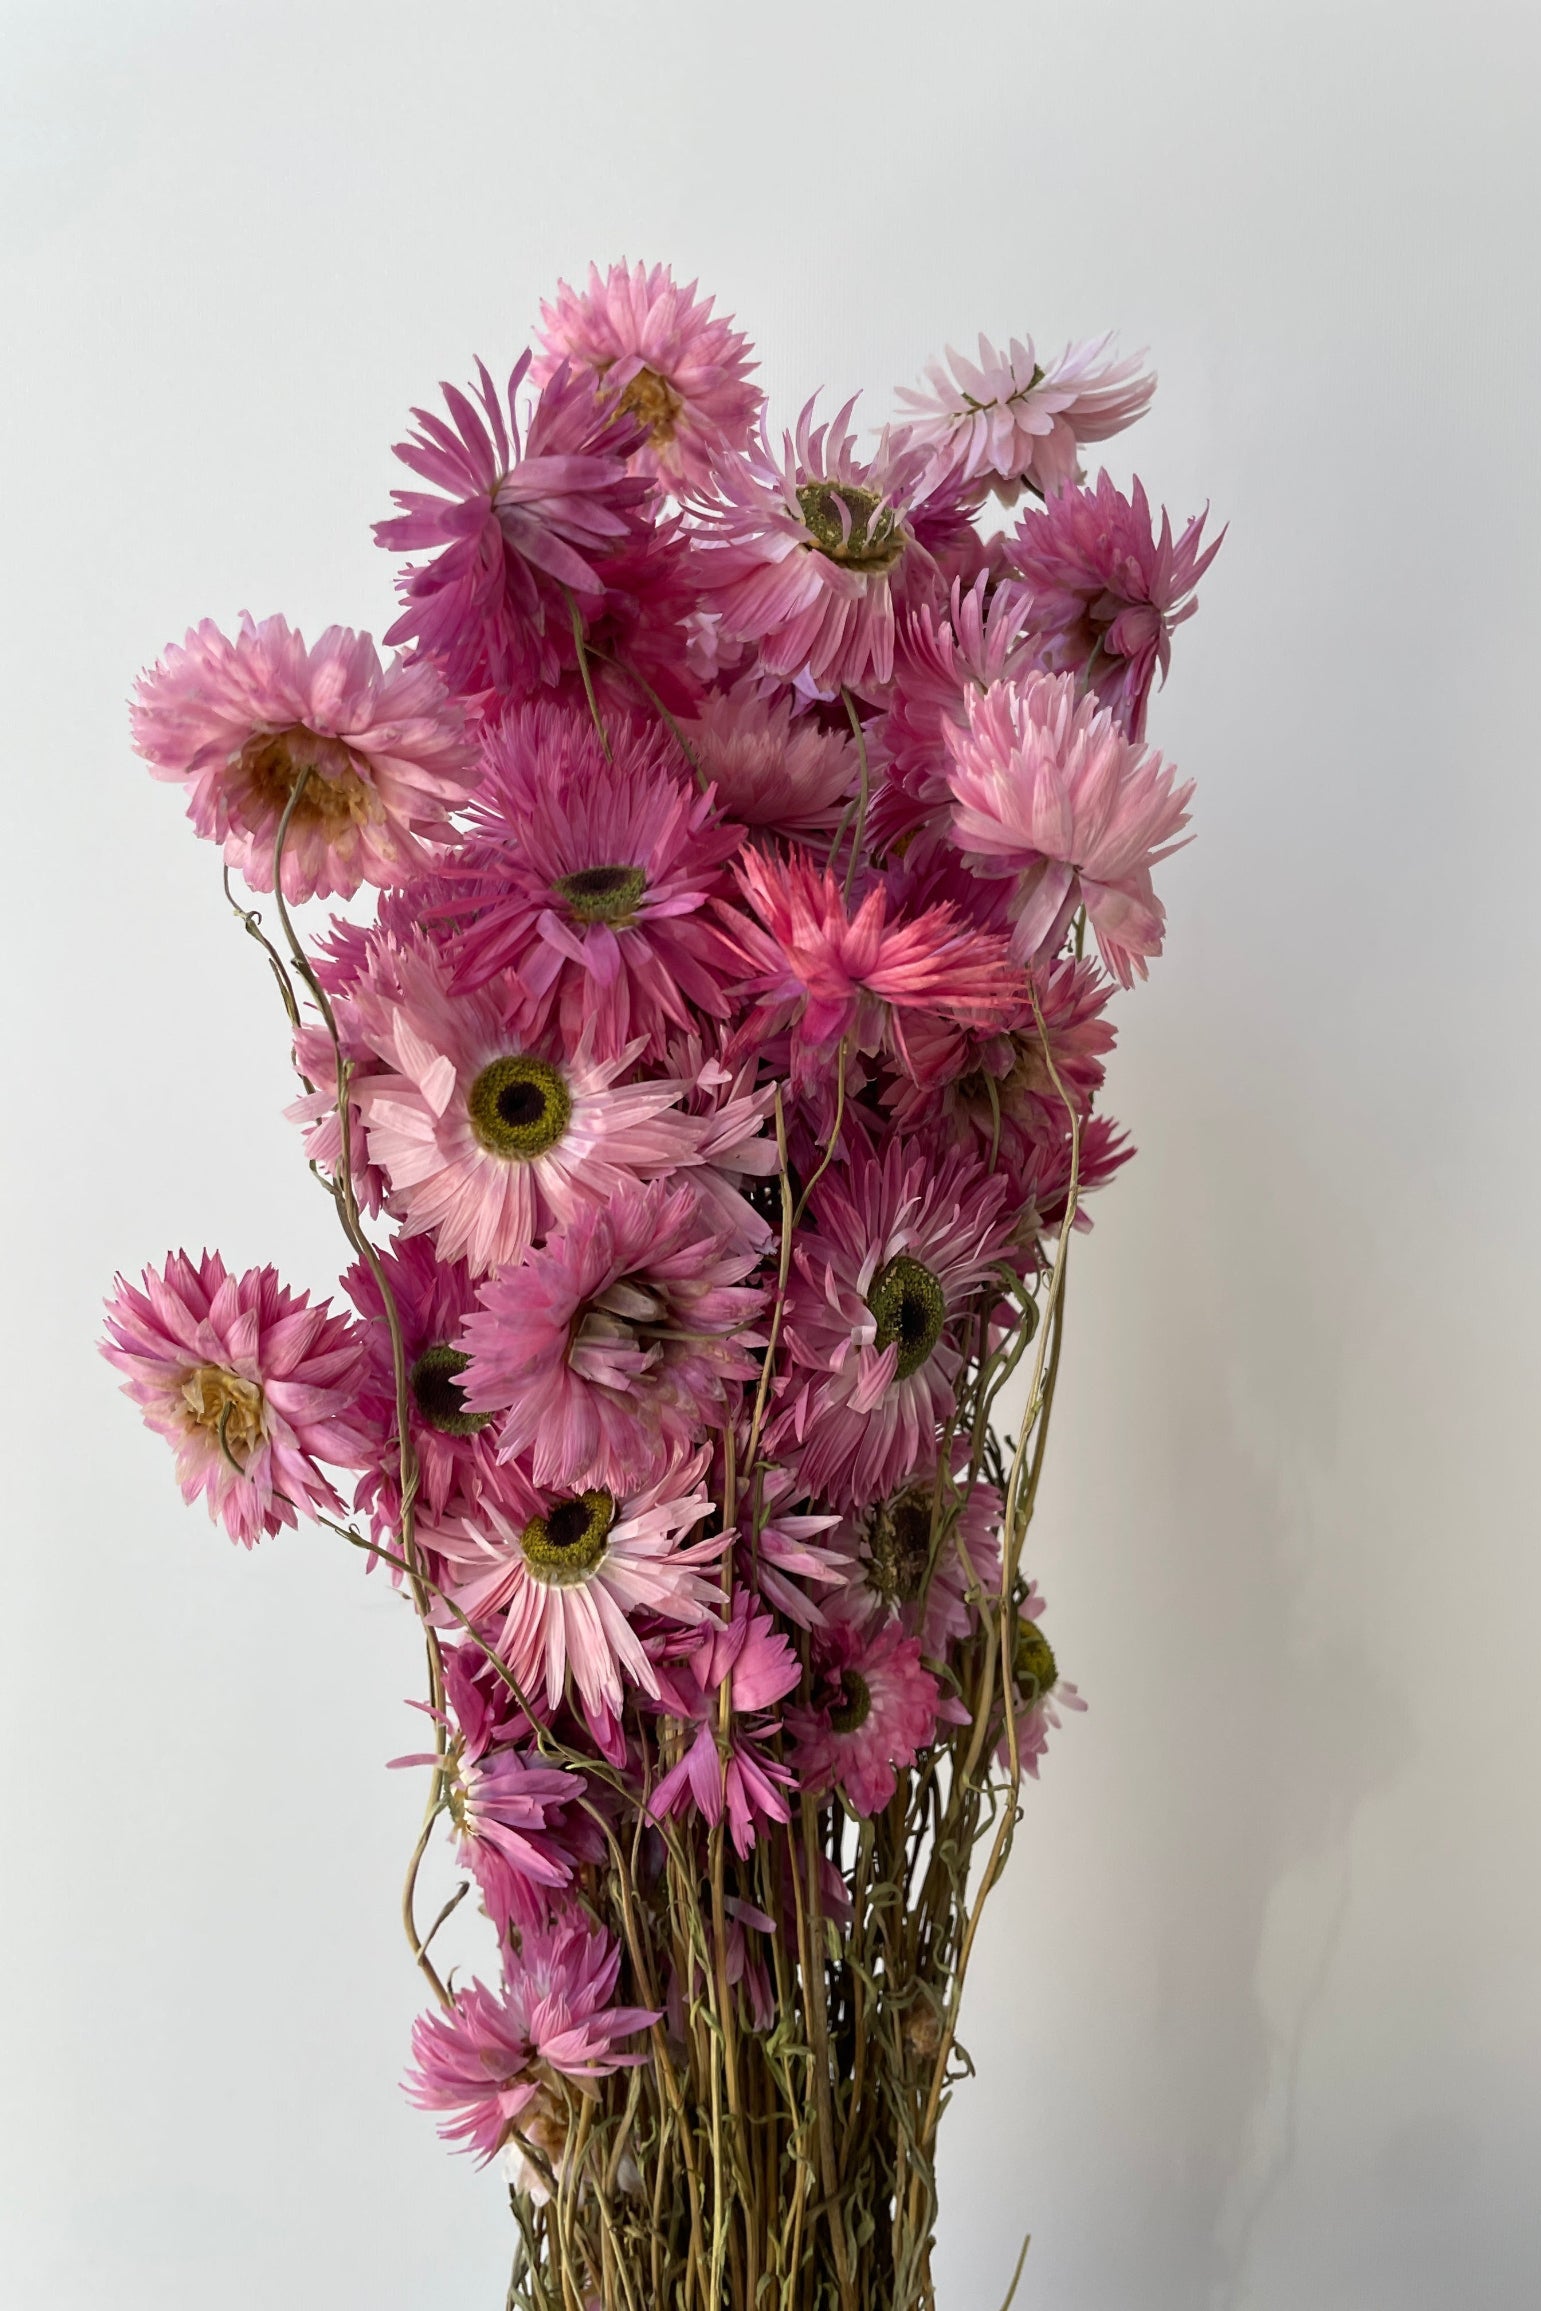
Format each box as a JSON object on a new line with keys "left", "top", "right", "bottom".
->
{"left": 997, "top": 1584, "right": 1086, "bottom": 1777}
{"left": 895, "top": 331, "right": 1155, "bottom": 499}
{"left": 826, "top": 1454, "right": 1003, "bottom": 1660}
{"left": 1008, "top": 472, "right": 1223, "bottom": 739}
{"left": 430, "top": 1450, "right": 726, "bottom": 1727}
{"left": 405, "top": 1916, "right": 657, "bottom": 2164}
{"left": 682, "top": 678, "right": 858, "bottom": 834}
{"left": 786, "top": 1621, "right": 941, "bottom": 1817}
{"left": 376, "top": 353, "right": 653, "bottom": 698}
{"left": 460, "top": 1180, "right": 766, "bottom": 1493}
{"left": 350, "top": 937, "right": 705, "bottom": 1274}
{"left": 649, "top": 1594, "right": 800, "bottom": 1856}
{"left": 869, "top": 573, "right": 1043, "bottom": 852}
{"left": 944, "top": 671, "right": 1193, "bottom": 986}
{"left": 130, "top": 615, "right": 477, "bottom": 902}
{"left": 101, "top": 1252, "right": 368, "bottom": 1545}
{"left": 535, "top": 260, "right": 761, "bottom": 493}
{"left": 772, "top": 1142, "right": 1012, "bottom": 1508}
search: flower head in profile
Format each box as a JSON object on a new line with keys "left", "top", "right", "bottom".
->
{"left": 130, "top": 615, "right": 477, "bottom": 902}
{"left": 648, "top": 1592, "right": 800, "bottom": 1856}
{"left": 405, "top": 1916, "right": 657, "bottom": 2164}
{"left": 869, "top": 573, "right": 1043, "bottom": 852}
{"left": 460, "top": 1179, "right": 766, "bottom": 1494}
{"left": 343, "top": 1233, "right": 499, "bottom": 1535}
{"left": 535, "top": 261, "right": 761, "bottom": 492}
{"left": 101, "top": 1252, "right": 368, "bottom": 1545}
{"left": 997, "top": 1584, "right": 1086, "bottom": 1776}
{"left": 945, "top": 670, "right": 1193, "bottom": 986}
{"left": 682, "top": 679, "right": 858, "bottom": 835}
{"left": 1008, "top": 473, "right": 1223, "bottom": 740}
{"left": 442, "top": 1738, "right": 586, "bottom": 1935}
{"left": 785, "top": 1620, "right": 941, "bottom": 1817}
{"left": 895, "top": 330, "right": 1155, "bottom": 499}
{"left": 733, "top": 1464, "right": 848, "bottom": 1632}
{"left": 376, "top": 352, "right": 653, "bottom": 698}
{"left": 350, "top": 937, "right": 704, "bottom": 1274}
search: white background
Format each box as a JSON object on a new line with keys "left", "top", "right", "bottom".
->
{"left": 3, "top": 2, "right": 1539, "bottom": 2305}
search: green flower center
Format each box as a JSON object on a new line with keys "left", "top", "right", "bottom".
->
{"left": 409, "top": 1343, "right": 491, "bottom": 1438}
{"left": 1014, "top": 1621, "right": 1059, "bottom": 1700}
{"left": 519, "top": 1489, "right": 616, "bottom": 1586}
{"left": 827, "top": 1669, "right": 872, "bottom": 1736}
{"left": 795, "top": 481, "right": 906, "bottom": 574}
{"left": 467, "top": 1054, "right": 572, "bottom": 1160}
{"left": 555, "top": 863, "right": 648, "bottom": 925}
{"left": 866, "top": 1484, "right": 935, "bottom": 1606}
{"left": 867, "top": 1254, "right": 946, "bottom": 1380}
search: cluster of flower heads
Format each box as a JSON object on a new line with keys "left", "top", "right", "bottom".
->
{"left": 106, "top": 260, "right": 1214, "bottom": 2185}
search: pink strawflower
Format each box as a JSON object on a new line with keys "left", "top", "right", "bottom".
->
{"left": 694, "top": 400, "right": 940, "bottom": 691}
{"left": 773, "top": 1142, "right": 1013, "bottom": 1508}
{"left": 1007, "top": 472, "right": 1223, "bottom": 740}
{"left": 659, "top": 1031, "right": 780, "bottom": 1255}
{"left": 101, "top": 1252, "right": 368, "bottom": 1545}
{"left": 944, "top": 671, "right": 1194, "bottom": 987}
{"left": 869, "top": 574, "right": 1043, "bottom": 852}
{"left": 895, "top": 331, "right": 1155, "bottom": 498}
{"left": 445, "top": 1742, "right": 585, "bottom": 1934}
{"left": 442, "top": 702, "right": 745, "bottom": 1057}
{"left": 405, "top": 1916, "right": 657, "bottom": 2163}
{"left": 343, "top": 1233, "right": 499, "bottom": 1535}
{"left": 735, "top": 1465, "right": 848, "bottom": 1632}
{"left": 430, "top": 1450, "right": 726, "bottom": 1727}
{"left": 649, "top": 1593, "right": 800, "bottom": 1856}
{"left": 827, "top": 1456, "right": 1003, "bottom": 1660}
{"left": 376, "top": 352, "right": 653, "bottom": 698}
{"left": 460, "top": 1179, "right": 766, "bottom": 1493}
{"left": 535, "top": 260, "right": 761, "bottom": 493}
{"left": 350, "top": 937, "right": 705, "bottom": 1274}
{"left": 997, "top": 1585, "right": 1086, "bottom": 1777}
{"left": 786, "top": 1621, "right": 941, "bottom": 1817}
{"left": 682, "top": 678, "right": 858, "bottom": 833}
{"left": 130, "top": 615, "right": 477, "bottom": 902}
{"left": 889, "top": 954, "right": 1117, "bottom": 1168}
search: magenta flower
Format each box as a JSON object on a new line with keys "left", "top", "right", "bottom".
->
{"left": 649, "top": 1593, "right": 800, "bottom": 1856}
{"left": 1008, "top": 472, "right": 1223, "bottom": 740}
{"left": 785, "top": 1621, "right": 941, "bottom": 1817}
{"left": 445, "top": 1741, "right": 586, "bottom": 1935}
{"left": 535, "top": 260, "right": 762, "bottom": 493}
{"left": 683, "top": 678, "right": 858, "bottom": 835}
{"left": 734, "top": 1465, "right": 848, "bottom": 1632}
{"left": 131, "top": 615, "right": 477, "bottom": 902}
{"left": 944, "top": 671, "right": 1194, "bottom": 986}
{"left": 694, "top": 401, "right": 940, "bottom": 692}
{"left": 101, "top": 1252, "right": 368, "bottom": 1545}
{"left": 343, "top": 1233, "right": 499, "bottom": 1536}
{"left": 376, "top": 353, "right": 654, "bottom": 698}
{"left": 443, "top": 702, "right": 745, "bottom": 1057}
{"left": 350, "top": 936, "right": 706, "bottom": 1274}
{"left": 772, "top": 1142, "right": 1013, "bottom": 1508}
{"left": 405, "top": 1916, "right": 657, "bottom": 2164}
{"left": 460, "top": 1179, "right": 766, "bottom": 1494}
{"left": 996, "top": 1585, "right": 1086, "bottom": 1777}
{"left": 869, "top": 573, "right": 1043, "bottom": 852}
{"left": 826, "top": 1455, "right": 1003, "bottom": 1661}
{"left": 895, "top": 330, "right": 1155, "bottom": 498}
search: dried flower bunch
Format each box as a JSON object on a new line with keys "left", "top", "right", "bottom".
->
{"left": 105, "top": 260, "right": 1217, "bottom": 2311}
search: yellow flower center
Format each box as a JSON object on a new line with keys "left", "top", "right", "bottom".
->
{"left": 617, "top": 365, "right": 683, "bottom": 444}
{"left": 181, "top": 1363, "right": 266, "bottom": 1467}
{"left": 519, "top": 1490, "right": 616, "bottom": 1586}
{"left": 236, "top": 726, "right": 380, "bottom": 830}
{"left": 467, "top": 1055, "right": 573, "bottom": 1161}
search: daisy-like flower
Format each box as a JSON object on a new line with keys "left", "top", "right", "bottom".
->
{"left": 868, "top": 573, "right": 1043, "bottom": 853}
{"left": 460, "top": 1179, "right": 766, "bottom": 1494}
{"left": 534, "top": 260, "right": 762, "bottom": 493}
{"left": 405, "top": 1915, "right": 657, "bottom": 2164}
{"left": 649, "top": 1593, "right": 800, "bottom": 1856}
{"left": 772, "top": 1142, "right": 1012, "bottom": 1508}
{"left": 1008, "top": 473, "right": 1223, "bottom": 740}
{"left": 343, "top": 1233, "right": 499, "bottom": 1535}
{"left": 694, "top": 400, "right": 941, "bottom": 692}
{"left": 681, "top": 678, "right": 858, "bottom": 834}
{"left": 997, "top": 1585, "right": 1086, "bottom": 1777}
{"left": 890, "top": 953, "right": 1117, "bottom": 1169}
{"left": 827, "top": 1454, "right": 1003, "bottom": 1660}
{"left": 101, "top": 1252, "right": 368, "bottom": 1545}
{"left": 350, "top": 937, "right": 705, "bottom": 1274}
{"left": 376, "top": 352, "right": 654, "bottom": 699}
{"left": 944, "top": 670, "right": 1194, "bottom": 987}
{"left": 430, "top": 1450, "right": 726, "bottom": 1728}
{"left": 442, "top": 702, "right": 745, "bottom": 1057}
{"left": 130, "top": 615, "right": 477, "bottom": 902}
{"left": 785, "top": 1621, "right": 941, "bottom": 1817}
{"left": 895, "top": 330, "right": 1155, "bottom": 499}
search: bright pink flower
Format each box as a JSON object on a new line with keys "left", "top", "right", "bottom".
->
{"left": 131, "top": 615, "right": 477, "bottom": 903}
{"left": 694, "top": 401, "right": 941, "bottom": 692}
{"left": 442, "top": 703, "right": 745, "bottom": 1056}
{"left": 682, "top": 678, "right": 858, "bottom": 834}
{"left": 350, "top": 937, "right": 705, "bottom": 1274}
{"left": 735, "top": 1465, "right": 848, "bottom": 1632}
{"left": 997, "top": 1585, "right": 1086, "bottom": 1777}
{"left": 826, "top": 1455, "right": 1003, "bottom": 1660}
{"left": 376, "top": 353, "right": 654, "bottom": 698}
{"left": 101, "top": 1252, "right": 368, "bottom": 1545}
{"left": 772, "top": 1142, "right": 1013, "bottom": 1508}
{"left": 535, "top": 261, "right": 761, "bottom": 493}
{"left": 1007, "top": 473, "right": 1223, "bottom": 740}
{"left": 460, "top": 1180, "right": 766, "bottom": 1493}
{"left": 405, "top": 1916, "right": 657, "bottom": 2163}
{"left": 649, "top": 1594, "right": 800, "bottom": 1856}
{"left": 785, "top": 1620, "right": 941, "bottom": 1816}
{"left": 895, "top": 331, "right": 1155, "bottom": 499}
{"left": 342, "top": 1233, "right": 499, "bottom": 1536}
{"left": 944, "top": 671, "right": 1193, "bottom": 986}
{"left": 889, "top": 954, "right": 1117, "bottom": 1168}
{"left": 430, "top": 1450, "right": 726, "bottom": 1727}
{"left": 444, "top": 1741, "right": 586, "bottom": 1934}
{"left": 869, "top": 574, "right": 1044, "bottom": 851}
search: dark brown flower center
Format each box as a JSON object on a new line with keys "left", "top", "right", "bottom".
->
{"left": 1014, "top": 1620, "right": 1058, "bottom": 1699}
{"left": 467, "top": 1054, "right": 572, "bottom": 1160}
{"left": 827, "top": 1669, "right": 872, "bottom": 1736}
{"left": 409, "top": 1343, "right": 491, "bottom": 1437}
{"left": 867, "top": 1254, "right": 946, "bottom": 1380}
{"left": 865, "top": 1484, "right": 935, "bottom": 1606}
{"left": 795, "top": 481, "right": 906, "bottom": 574}
{"left": 555, "top": 863, "right": 648, "bottom": 924}
{"left": 520, "top": 1490, "right": 616, "bottom": 1585}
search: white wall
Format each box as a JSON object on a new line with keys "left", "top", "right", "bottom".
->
{"left": 3, "top": 3, "right": 1538, "bottom": 2305}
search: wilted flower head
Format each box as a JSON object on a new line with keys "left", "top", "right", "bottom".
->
{"left": 895, "top": 330, "right": 1155, "bottom": 499}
